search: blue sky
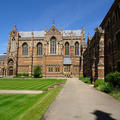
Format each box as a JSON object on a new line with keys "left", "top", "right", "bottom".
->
{"left": 0, "top": 0, "right": 114, "bottom": 54}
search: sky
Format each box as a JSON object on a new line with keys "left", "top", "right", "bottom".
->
{"left": 0, "top": 0, "right": 114, "bottom": 54}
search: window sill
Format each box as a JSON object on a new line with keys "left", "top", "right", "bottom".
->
{"left": 46, "top": 72, "right": 60, "bottom": 74}
{"left": 36, "top": 55, "right": 43, "bottom": 57}
{"left": 21, "top": 56, "right": 29, "bottom": 58}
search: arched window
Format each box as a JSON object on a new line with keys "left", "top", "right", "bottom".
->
{"left": 65, "top": 42, "right": 69, "bottom": 56}
{"left": 22, "top": 43, "right": 28, "bottom": 56}
{"left": 37, "top": 43, "right": 42, "bottom": 56}
{"left": 50, "top": 37, "right": 56, "bottom": 54}
{"left": 75, "top": 42, "right": 79, "bottom": 56}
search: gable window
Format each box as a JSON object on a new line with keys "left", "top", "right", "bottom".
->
{"left": 75, "top": 42, "right": 79, "bottom": 56}
{"left": 116, "top": 31, "right": 120, "bottom": 51}
{"left": 22, "top": 43, "right": 28, "bottom": 56}
{"left": 37, "top": 43, "right": 42, "bottom": 56}
{"left": 65, "top": 42, "right": 69, "bottom": 56}
{"left": 50, "top": 37, "right": 56, "bottom": 54}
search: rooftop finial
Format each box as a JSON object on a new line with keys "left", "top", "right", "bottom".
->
{"left": 60, "top": 27, "right": 63, "bottom": 31}
{"left": 13, "top": 24, "right": 17, "bottom": 31}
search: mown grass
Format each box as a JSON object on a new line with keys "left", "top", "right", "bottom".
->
{"left": 0, "top": 86, "right": 62, "bottom": 120}
{"left": 0, "top": 78, "right": 66, "bottom": 90}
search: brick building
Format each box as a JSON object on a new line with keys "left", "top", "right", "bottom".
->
{"left": 0, "top": 54, "right": 7, "bottom": 76}
{"left": 1, "top": 25, "right": 85, "bottom": 77}
{"left": 100, "top": 0, "right": 120, "bottom": 76}
{"left": 83, "top": 27, "right": 105, "bottom": 81}
{"left": 83, "top": 0, "right": 120, "bottom": 80}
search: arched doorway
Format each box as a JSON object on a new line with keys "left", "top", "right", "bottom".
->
{"left": 8, "top": 59, "right": 14, "bottom": 76}
{"left": 9, "top": 67, "right": 13, "bottom": 76}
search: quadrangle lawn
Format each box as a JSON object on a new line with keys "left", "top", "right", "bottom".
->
{"left": 0, "top": 78, "right": 67, "bottom": 120}
{"left": 0, "top": 78, "right": 66, "bottom": 90}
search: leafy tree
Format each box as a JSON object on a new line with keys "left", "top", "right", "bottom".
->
{"left": 34, "top": 66, "right": 42, "bottom": 78}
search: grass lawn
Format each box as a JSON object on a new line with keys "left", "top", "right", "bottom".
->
{"left": 0, "top": 78, "right": 66, "bottom": 90}
{"left": 0, "top": 78, "right": 67, "bottom": 120}
{"left": 0, "top": 86, "right": 62, "bottom": 120}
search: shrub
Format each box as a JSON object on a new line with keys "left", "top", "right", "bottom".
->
{"left": 34, "top": 66, "right": 42, "bottom": 78}
{"left": 105, "top": 72, "right": 120, "bottom": 87}
{"left": 17, "top": 73, "right": 29, "bottom": 77}
{"left": 110, "top": 91, "right": 120, "bottom": 100}
{"left": 94, "top": 79, "right": 104, "bottom": 88}
{"left": 97, "top": 82, "right": 114, "bottom": 93}
{"left": 79, "top": 76, "right": 91, "bottom": 84}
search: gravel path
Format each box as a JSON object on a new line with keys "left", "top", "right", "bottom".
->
{"left": 0, "top": 90, "right": 43, "bottom": 94}
{"left": 43, "top": 78, "right": 120, "bottom": 120}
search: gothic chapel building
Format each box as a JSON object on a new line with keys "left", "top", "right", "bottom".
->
{"left": 5, "top": 25, "right": 85, "bottom": 77}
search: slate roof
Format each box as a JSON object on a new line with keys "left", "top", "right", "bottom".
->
{"left": 0, "top": 54, "right": 7, "bottom": 61}
{"left": 63, "top": 58, "right": 72, "bottom": 65}
{"left": 62, "top": 30, "right": 82, "bottom": 37}
{"left": 19, "top": 30, "right": 82, "bottom": 38}
{"left": 19, "top": 31, "right": 45, "bottom": 38}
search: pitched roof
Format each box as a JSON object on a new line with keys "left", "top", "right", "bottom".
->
{"left": 62, "top": 30, "right": 82, "bottom": 37}
{"left": 19, "top": 30, "right": 82, "bottom": 38}
{"left": 63, "top": 57, "right": 72, "bottom": 65}
{"left": 19, "top": 31, "right": 45, "bottom": 38}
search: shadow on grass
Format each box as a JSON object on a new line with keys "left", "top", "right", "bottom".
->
{"left": 92, "top": 110, "right": 116, "bottom": 120}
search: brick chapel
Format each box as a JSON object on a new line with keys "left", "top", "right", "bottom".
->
{"left": 0, "top": 0, "right": 119, "bottom": 80}
{"left": 0, "top": 25, "right": 85, "bottom": 77}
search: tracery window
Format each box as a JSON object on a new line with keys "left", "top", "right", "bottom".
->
{"left": 22, "top": 43, "right": 28, "bottom": 56}
{"left": 50, "top": 37, "right": 56, "bottom": 54}
{"left": 55, "top": 66, "right": 60, "bottom": 72}
{"left": 65, "top": 42, "right": 69, "bottom": 56}
{"left": 75, "top": 42, "right": 79, "bottom": 56}
{"left": 37, "top": 43, "right": 42, "bottom": 56}
{"left": 47, "top": 65, "right": 60, "bottom": 73}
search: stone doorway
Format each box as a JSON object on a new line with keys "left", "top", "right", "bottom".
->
{"left": 9, "top": 67, "right": 13, "bottom": 76}
{"left": 63, "top": 65, "right": 71, "bottom": 78}
{"left": 8, "top": 59, "right": 14, "bottom": 76}
{"left": 63, "top": 57, "right": 72, "bottom": 78}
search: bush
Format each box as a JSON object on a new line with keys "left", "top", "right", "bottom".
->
{"left": 17, "top": 73, "right": 29, "bottom": 77}
{"left": 97, "top": 82, "right": 114, "bottom": 93}
{"left": 34, "top": 66, "right": 42, "bottom": 78}
{"left": 79, "top": 76, "right": 91, "bottom": 84}
{"left": 94, "top": 79, "right": 104, "bottom": 88}
{"left": 105, "top": 72, "right": 120, "bottom": 87}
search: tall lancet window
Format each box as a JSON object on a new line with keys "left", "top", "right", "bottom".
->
{"left": 37, "top": 43, "right": 43, "bottom": 56}
{"left": 50, "top": 37, "right": 56, "bottom": 54}
{"left": 75, "top": 42, "right": 79, "bottom": 56}
{"left": 65, "top": 42, "right": 69, "bottom": 56}
{"left": 22, "top": 43, "right": 28, "bottom": 56}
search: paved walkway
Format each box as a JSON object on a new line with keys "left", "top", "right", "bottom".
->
{"left": 43, "top": 78, "right": 120, "bottom": 120}
{"left": 0, "top": 90, "right": 43, "bottom": 94}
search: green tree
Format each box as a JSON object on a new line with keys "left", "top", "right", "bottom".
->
{"left": 34, "top": 66, "right": 42, "bottom": 78}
